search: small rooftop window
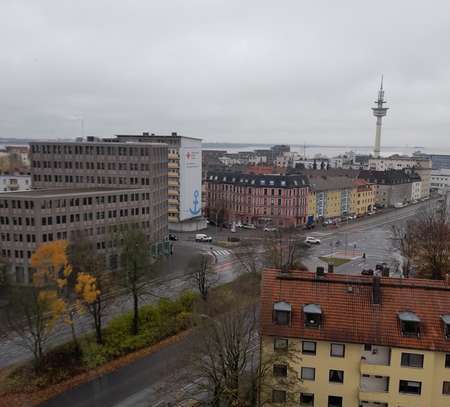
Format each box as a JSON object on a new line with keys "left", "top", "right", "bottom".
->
{"left": 223, "top": 177, "right": 226, "bottom": 181}
{"left": 304, "top": 304, "right": 322, "bottom": 328}
{"left": 251, "top": 180, "right": 255, "bottom": 185}
{"left": 260, "top": 180, "right": 265, "bottom": 185}
{"left": 269, "top": 180, "right": 275, "bottom": 185}
{"left": 214, "top": 176, "right": 218, "bottom": 180}
{"left": 399, "top": 311, "right": 421, "bottom": 337}
{"left": 209, "top": 175, "right": 213, "bottom": 180}
{"left": 273, "top": 301, "right": 292, "bottom": 326}
{"left": 442, "top": 315, "right": 450, "bottom": 339}
{"left": 281, "top": 181, "right": 286, "bottom": 186}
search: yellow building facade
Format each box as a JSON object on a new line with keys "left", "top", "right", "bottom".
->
{"left": 261, "top": 336, "right": 450, "bottom": 407}
{"left": 350, "top": 180, "right": 375, "bottom": 216}
{"left": 260, "top": 269, "right": 450, "bottom": 407}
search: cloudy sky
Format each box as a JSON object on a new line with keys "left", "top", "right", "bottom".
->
{"left": 1, "top": 0, "right": 449, "bottom": 147}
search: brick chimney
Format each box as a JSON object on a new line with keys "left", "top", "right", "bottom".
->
{"left": 372, "top": 276, "right": 381, "bottom": 305}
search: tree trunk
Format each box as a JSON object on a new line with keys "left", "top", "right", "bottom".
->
{"left": 132, "top": 290, "right": 139, "bottom": 335}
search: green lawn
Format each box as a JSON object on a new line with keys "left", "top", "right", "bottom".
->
{"left": 318, "top": 256, "right": 351, "bottom": 267}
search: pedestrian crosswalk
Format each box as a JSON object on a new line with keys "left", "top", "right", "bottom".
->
{"left": 211, "top": 248, "right": 231, "bottom": 258}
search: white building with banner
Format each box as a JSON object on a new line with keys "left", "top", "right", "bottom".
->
{"left": 113, "top": 132, "right": 206, "bottom": 231}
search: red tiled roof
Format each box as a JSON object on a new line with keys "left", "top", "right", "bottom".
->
{"left": 261, "top": 269, "right": 450, "bottom": 352}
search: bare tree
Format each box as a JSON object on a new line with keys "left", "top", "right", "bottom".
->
{"left": 392, "top": 201, "right": 450, "bottom": 280}
{"left": 118, "top": 226, "right": 155, "bottom": 335}
{"left": 3, "top": 285, "right": 64, "bottom": 370}
{"left": 234, "top": 240, "right": 262, "bottom": 274}
{"left": 188, "top": 253, "right": 217, "bottom": 301}
{"left": 264, "top": 227, "right": 304, "bottom": 270}
{"left": 188, "top": 303, "right": 258, "bottom": 406}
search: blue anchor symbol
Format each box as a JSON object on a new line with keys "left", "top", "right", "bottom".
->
{"left": 189, "top": 190, "right": 201, "bottom": 215}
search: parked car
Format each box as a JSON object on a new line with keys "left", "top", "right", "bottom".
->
{"left": 361, "top": 269, "right": 374, "bottom": 276}
{"left": 242, "top": 223, "right": 256, "bottom": 230}
{"left": 264, "top": 227, "right": 278, "bottom": 232}
{"left": 394, "top": 202, "right": 405, "bottom": 208}
{"left": 305, "top": 236, "right": 321, "bottom": 245}
{"left": 368, "top": 211, "right": 376, "bottom": 216}
{"left": 168, "top": 233, "right": 178, "bottom": 241}
{"left": 195, "top": 233, "right": 212, "bottom": 242}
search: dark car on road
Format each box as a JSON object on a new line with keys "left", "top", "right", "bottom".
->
{"left": 168, "top": 233, "right": 178, "bottom": 241}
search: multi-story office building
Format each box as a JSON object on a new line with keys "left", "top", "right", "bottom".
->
{"left": 0, "top": 139, "right": 171, "bottom": 284}
{"left": 260, "top": 268, "right": 450, "bottom": 407}
{"left": 368, "top": 156, "right": 431, "bottom": 198}
{"left": 205, "top": 172, "right": 309, "bottom": 227}
{"left": 109, "top": 132, "right": 204, "bottom": 231}
{"left": 0, "top": 187, "right": 166, "bottom": 283}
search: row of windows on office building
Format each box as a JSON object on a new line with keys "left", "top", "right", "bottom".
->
{"left": 31, "top": 144, "right": 165, "bottom": 158}
{"left": 33, "top": 174, "right": 155, "bottom": 186}
{"left": 32, "top": 160, "right": 153, "bottom": 171}
{"left": 0, "top": 192, "right": 152, "bottom": 211}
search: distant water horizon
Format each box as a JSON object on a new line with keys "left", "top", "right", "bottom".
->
{"left": 202, "top": 142, "right": 450, "bottom": 158}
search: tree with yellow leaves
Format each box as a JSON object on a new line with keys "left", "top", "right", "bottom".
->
{"left": 68, "top": 233, "right": 113, "bottom": 345}
{"left": 30, "top": 240, "right": 84, "bottom": 347}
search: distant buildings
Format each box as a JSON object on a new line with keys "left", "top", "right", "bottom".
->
{"left": 205, "top": 172, "right": 309, "bottom": 227}
{"left": 204, "top": 169, "right": 378, "bottom": 226}
{"left": 368, "top": 156, "right": 431, "bottom": 199}
{"left": 359, "top": 169, "right": 422, "bottom": 207}
{"left": 431, "top": 169, "right": 450, "bottom": 194}
{"left": 260, "top": 268, "right": 450, "bottom": 407}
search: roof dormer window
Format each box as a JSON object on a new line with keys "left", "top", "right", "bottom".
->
{"left": 441, "top": 315, "right": 450, "bottom": 339}
{"left": 273, "top": 301, "right": 291, "bottom": 325}
{"left": 399, "top": 311, "right": 421, "bottom": 337}
{"left": 304, "top": 304, "right": 322, "bottom": 328}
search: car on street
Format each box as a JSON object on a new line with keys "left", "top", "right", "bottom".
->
{"left": 168, "top": 233, "right": 178, "bottom": 241}
{"left": 368, "top": 211, "right": 376, "bottom": 216}
{"left": 361, "top": 269, "right": 374, "bottom": 276}
{"left": 264, "top": 227, "right": 278, "bottom": 232}
{"left": 305, "top": 236, "right": 321, "bottom": 244}
{"left": 242, "top": 223, "right": 256, "bottom": 229}
{"left": 195, "top": 233, "right": 213, "bottom": 242}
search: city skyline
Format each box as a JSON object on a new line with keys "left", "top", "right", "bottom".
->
{"left": 1, "top": 1, "right": 449, "bottom": 147}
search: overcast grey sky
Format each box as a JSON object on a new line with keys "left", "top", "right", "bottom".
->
{"left": 1, "top": 0, "right": 449, "bottom": 147}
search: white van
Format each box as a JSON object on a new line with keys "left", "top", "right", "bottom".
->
{"left": 195, "top": 233, "right": 212, "bottom": 242}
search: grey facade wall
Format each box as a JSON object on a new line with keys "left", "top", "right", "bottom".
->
{"left": 0, "top": 188, "right": 164, "bottom": 284}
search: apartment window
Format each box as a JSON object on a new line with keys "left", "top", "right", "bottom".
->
{"left": 445, "top": 354, "right": 450, "bottom": 368}
{"left": 330, "top": 343, "right": 345, "bottom": 358}
{"left": 301, "top": 367, "right": 315, "bottom": 381}
{"left": 329, "top": 369, "right": 344, "bottom": 383}
{"left": 443, "top": 381, "right": 450, "bottom": 395}
{"left": 273, "top": 364, "right": 287, "bottom": 377}
{"left": 399, "top": 311, "right": 420, "bottom": 337}
{"left": 300, "top": 393, "right": 314, "bottom": 406}
{"left": 272, "top": 390, "right": 286, "bottom": 403}
{"left": 401, "top": 353, "right": 424, "bottom": 368}
{"left": 302, "top": 341, "right": 316, "bottom": 355}
{"left": 303, "top": 304, "right": 322, "bottom": 328}
{"left": 274, "top": 337, "right": 288, "bottom": 351}
{"left": 327, "top": 396, "right": 342, "bottom": 407}
{"left": 273, "top": 302, "right": 291, "bottom": 325}
{"left": 399, "top": 380, "right": 422, "bottom": 395}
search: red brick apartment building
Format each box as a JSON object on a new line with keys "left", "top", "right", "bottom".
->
{"left": 205, "top": 172, "right": 309, "bottom": 227}
{"left": 260, "top": 268, "right": 450, "bottom": 406}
